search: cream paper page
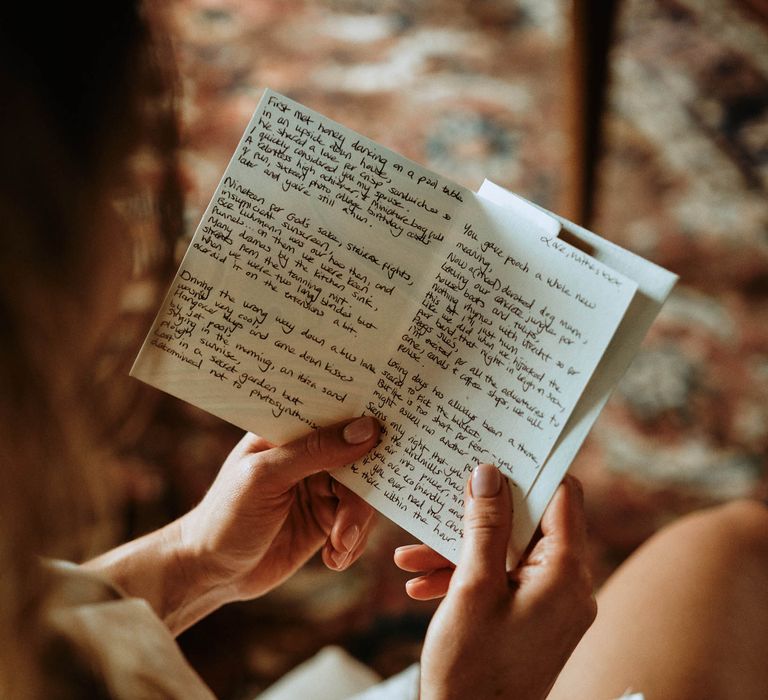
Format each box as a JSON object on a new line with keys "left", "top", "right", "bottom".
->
{"left": 478, "top": 180, "right": 678, "bottom": 563}
{"left": 132, "top": 91, "right": 639, "bottom": 562}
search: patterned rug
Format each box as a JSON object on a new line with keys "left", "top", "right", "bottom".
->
{"left": 118, "top": 1, "right": 768, "bottom": 697}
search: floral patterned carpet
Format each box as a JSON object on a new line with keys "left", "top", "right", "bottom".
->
{"left": 119, "top": 1, "right": 768, "bottom": 697}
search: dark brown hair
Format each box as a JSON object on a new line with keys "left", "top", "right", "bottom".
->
{"left": 0, "top": 3, "right": 181, "bottom": 695}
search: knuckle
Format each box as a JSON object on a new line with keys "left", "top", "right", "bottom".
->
{"left": 465, "top": 506, "right": 505, "bottom": 533}
{"left": 452, "top": 576, "right": 483, "bottom": 598}
{"left": 236, "top": 451, "right": 273, "bottom": 491}
{"left": 452, "top": 576, "right": 502, "bottom": 607}
{"left": 243, "top": 452, "right": 265, "bottom": 477}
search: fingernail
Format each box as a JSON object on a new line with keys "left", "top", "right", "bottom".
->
{"left": 343, "top": 416, "right": 377, "bottom": 444}
{"left": 340, "top": 524, "right": 359, "bottom": 552}
{"left": 471, "top": 463, "right": 501, "bottom": 498}
{"left": 330, "top": 549, "right": 347, "bottom": 569}
{"left": 395, "top": 544, "right": 419, "bottom": 554}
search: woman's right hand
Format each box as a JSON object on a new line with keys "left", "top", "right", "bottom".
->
{"left": 395, "top": 467, "right": 596, "bottom": 700}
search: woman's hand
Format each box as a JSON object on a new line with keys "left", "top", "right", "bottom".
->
{"left": 178, "top": 417, "right": 379, "bottom": 599}
{"left": 395, "top": 466, "right": 596, "bottom": 700}
{"left": 84, "top": 417, "right": 379, "bottom": 634}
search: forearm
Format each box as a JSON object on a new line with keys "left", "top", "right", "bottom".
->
{"left": 81, "top": 517, "right": 229, "bottom": 635}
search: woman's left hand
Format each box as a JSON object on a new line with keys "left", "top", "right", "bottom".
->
{"left": 179, "top": 417, "right": 379, "bottom": 601}
{"left": 84, "top": 417, "right": 379, "bottom": 634}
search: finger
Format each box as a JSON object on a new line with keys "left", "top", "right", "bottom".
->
{"left": 517, "top": 477, "right": 593, "bottom": 614}
{"left": 337, "top": 525, "right": 371, "bottom": 571}
{"left": 538, "top": 475, "right": 588, "bottom": 556}
{"left": 256, "top": 416, "right": 380, "bottom": 489}
{"left": 405, "top": 568, "right": 454, "bottom": 600}
{"left": 327, "top": 483, "right": 375, "bottom": 568}
{"left": 451, "top": 463, "right": 512, "bottom": 594}
{"left": 323, "top": 523, "right": 371, "bottom": 571}
{"left": 394, "top": 544, "right": 453, "bottom": 573}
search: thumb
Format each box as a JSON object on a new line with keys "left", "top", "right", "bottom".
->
{"left": 257, "top": 416, "right": 380, "bottom": 488}
{"left": 452, "top": 464, "right": 512, "bottom": 592}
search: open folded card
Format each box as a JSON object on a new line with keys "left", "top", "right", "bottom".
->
{"left": 132, "top": 89, "right": 677, "bottom": 565}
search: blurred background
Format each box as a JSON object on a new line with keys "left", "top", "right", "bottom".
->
{"left": 113, "top": 0, "right": 768, "bottom": 697}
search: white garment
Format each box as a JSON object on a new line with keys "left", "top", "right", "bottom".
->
{"left": 254, "top": 646, "right": 418, "bottom": 700}
{"left": 255, "top": 645, "right": 647, "bottom": 700}
{"left": 46, "top": 560, "right": 216, "bottom": 699}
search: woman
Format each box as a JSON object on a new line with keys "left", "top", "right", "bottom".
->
{"left": 1, "top": 2, "right": 766, "bottom": 699}
{"left": 0, "top": 2, "right": 594, "bottom": 696}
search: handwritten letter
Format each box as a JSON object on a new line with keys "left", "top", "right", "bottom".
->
{"left": 133, "top": 90, "right": 638, "bottom": 561}
{"left": 344, "top": 196, "right": 636, "bottom": 552}
{"left": 135, "top": 91, "right": 466, "bottom": 442}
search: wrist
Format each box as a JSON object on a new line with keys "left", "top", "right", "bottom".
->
{"left": 159, "top": 514, "right": 239, "bottom": 633}
{"left": 82, "top": 517, "right": 232, "bottom": 636}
